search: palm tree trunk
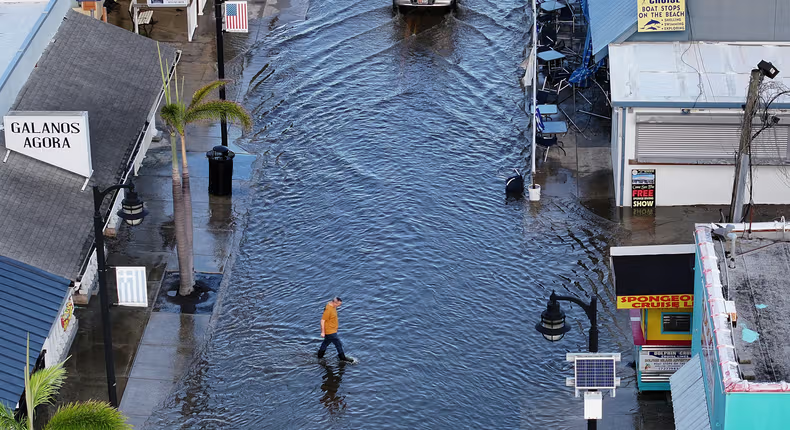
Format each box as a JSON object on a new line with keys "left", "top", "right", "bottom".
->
{"left": 179, "top": 132, "right": 195, "bottom": 286}
{"left": 171, "top": 135, "right": 194, "bottom": 295}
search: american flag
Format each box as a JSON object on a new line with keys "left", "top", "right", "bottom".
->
{"left": 225, "top": 1, "right": 248, "bottom": 33}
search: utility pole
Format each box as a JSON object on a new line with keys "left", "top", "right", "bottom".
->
{"left": 729, "top": 60, "right": 781, "bottom": 223}
{"left": 215, "top": 0, "right": 228, "bottom": 146}
{"left": 729, "top": 68, "right": 763, "bottom": 224}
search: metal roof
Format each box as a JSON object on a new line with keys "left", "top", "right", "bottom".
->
{"left": 588, "top": 0, "right": 636, "bottom": 60}
{"left": 609, "top": 42, "right": 790, "bottom": 107}
{"left": 0, "top": 11, "right": 177, "bottom": 280}
{"left": 0, "top": 255, "right": 71, "bottom": 409}
{"left": 0, "top": 0, "right": 49, "bottom": 83}
{"left": 590, "top": 0, "right": 790, "bottom": 61}
{"left": 670, "top": 355, "right": 712, "bottom": 430}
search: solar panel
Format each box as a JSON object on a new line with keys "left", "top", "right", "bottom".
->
{"left": 575, "top": 357, "right": 616, "bottom": 389}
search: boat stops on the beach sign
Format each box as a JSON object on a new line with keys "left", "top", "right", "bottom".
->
{"left": 637, "top": 0, "right": 686, "bottom": 33}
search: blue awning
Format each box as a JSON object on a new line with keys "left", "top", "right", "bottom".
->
{"left": 670, "top": 354, "right": 712, "bottom": 430}
{"left": 588, "top": 0, "right": 637, "bottom": 60}
{"left": 0, "top": 255, "right": 71, "bottom": 409}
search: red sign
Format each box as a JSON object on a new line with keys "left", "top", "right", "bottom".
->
{"left": 617, "top": 294, "right": 693, "bottom": 309}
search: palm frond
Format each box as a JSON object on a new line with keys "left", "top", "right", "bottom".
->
{"left": 44, "top": 401, "right": 132, "bottom": 430}
{"left": 157, "top": 42, "right": 170, "bottom": 104}
{"left": 28, "top": 362, "right": 67, "bottom": 409}
{"left": 160, "top": 102, "right": 187, "bottom": 135}
{"left": 174, "top": 62, "right": 180, "bottom": 103}
{"left": 189, "top": 80, "right": 230, "bottom": 109}
{"left": 0, "top": 403, "right": 26, "bottom": 430}
{"left": 185, "top": 100, "right": 253, "bottom": 130}
{"left": 25, "top": 335, "right": 32, "bottom": 430}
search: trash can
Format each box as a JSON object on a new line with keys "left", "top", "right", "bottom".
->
{"left": 206, "top": 145, "right": 235, "bottom": 196}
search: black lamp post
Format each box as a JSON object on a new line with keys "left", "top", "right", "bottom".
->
{"left": 214, "top": 0, "right": 228, "bottom": 146}
{"left": 92, "top": 182, "right": 148, "bottom": 408}
{"left": 535, "top": 291, "right": 599, "bottom": 429}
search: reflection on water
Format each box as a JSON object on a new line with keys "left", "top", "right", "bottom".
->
{"left": 144, "top": 1, "right": 673, "bottom": 429}
{"left": 319, "top": 362, "right": 347, "bottom": 417}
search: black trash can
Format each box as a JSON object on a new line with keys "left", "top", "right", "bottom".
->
{"left": 206, "top": 145, "right": 235, "bottom": 196}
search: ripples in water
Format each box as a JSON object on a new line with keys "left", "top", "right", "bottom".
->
{"left": 146, "top": 1, "right": 639, "bottom": 428}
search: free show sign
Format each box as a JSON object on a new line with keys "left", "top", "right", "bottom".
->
{"left": 3, "top": 111, "right": 93, "bottom": 178}
{"left": 631, "top": 169, "right": 655, "bottom": 216}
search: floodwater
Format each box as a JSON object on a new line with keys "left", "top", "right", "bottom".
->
{"left": 147, "top": 1, "right": 671, "bottom": 429}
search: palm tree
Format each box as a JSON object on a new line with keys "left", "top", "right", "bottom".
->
{"left": 0, "top": 336, "right": 131, "bottom": 430}
{"left": 158, "top": 45, "right": 253, "bottom": 296}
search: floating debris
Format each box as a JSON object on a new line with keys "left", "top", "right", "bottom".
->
{"left": 741, "top": 322, "right": 760, "bottom": 343}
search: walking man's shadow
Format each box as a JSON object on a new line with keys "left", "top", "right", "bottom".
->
{"left": 319, "top": 361, "right": 347, "bottom": 416}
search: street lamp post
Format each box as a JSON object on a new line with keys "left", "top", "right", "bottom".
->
{"left": 214, "top": 0, "right": 228, "bottom": 146}
{"left": 535, "top": 291, "right": 599, "bottom": 429}
{"left": 92, "top": 182, "right": 148, "bottom": 408}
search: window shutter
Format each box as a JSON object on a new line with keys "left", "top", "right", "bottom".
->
{"left": 636, "top": 113, "right": 789, "bottom": 164}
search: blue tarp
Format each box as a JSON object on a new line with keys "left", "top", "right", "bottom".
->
{"left": 569, "top": 0, "right": 605, "bottom": 87}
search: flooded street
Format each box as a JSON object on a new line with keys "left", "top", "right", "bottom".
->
{"left": 147, "top": 1, "right": 670, "bottom": 428}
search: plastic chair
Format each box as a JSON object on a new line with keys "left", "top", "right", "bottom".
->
{"left": 536, "top": 135, "right": 566, "bottom": 161}
{"left": 556, "top": 4, "right": 576, "bottom": 35}
{"left": 543, "top": 69, "right": 572, "bottom": 98}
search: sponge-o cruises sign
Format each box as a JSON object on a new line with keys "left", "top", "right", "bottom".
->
{"left": 3, "top": 111, "right": 93, "bottom": 178}
{"left": 618, "top": 294, "right": 693, "bottom": 309}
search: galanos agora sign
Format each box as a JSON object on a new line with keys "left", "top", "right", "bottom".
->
{"left": 3, "top": 111, "right": 93, "bottom": 178}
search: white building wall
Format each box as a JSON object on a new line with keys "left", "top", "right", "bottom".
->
{"left": 611, "top": 107, "right": 625, "bottom": 206}
{"left": 615, "top": 107, "right": 790, "bottom": 206}
{"left": 41, "top": 291, "right": 78, "bottom": 367}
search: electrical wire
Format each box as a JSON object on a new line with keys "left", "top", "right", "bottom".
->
{"left": 679, "top": 9, "right": 704, "bottom": 108}
{"left": 687, "top": 10, "right": 713, "bottom": 107}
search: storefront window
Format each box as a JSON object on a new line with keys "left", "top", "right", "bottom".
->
{"left": 662, "top": 312, "right": 691, "bottom": 333}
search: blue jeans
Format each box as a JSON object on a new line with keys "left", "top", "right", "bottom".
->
{"left": 318, "top": 333, "right": 345, "bottom": 359}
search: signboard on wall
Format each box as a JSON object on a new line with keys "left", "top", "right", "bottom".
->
{"left": 60, "top": 296, "right": 74, "bottom": 332}
{"left": 618, "top": 294, "right": 693, "bottom": 309}
{"left": 147, "top": 0, "right": 189, "bottom": 7}
{"left": 640, "top": 348, "right": 691, "bottom": 373}
{"left": 632, "top": 169, "right": 655, "bottom": 215}
{"left": 637, "top": 0, "right": 686, "bottom": 32}
{"left": 611, "top": 246, "right": 696, "bottom": 309}
{"left": 3, "top": 111, "right": 93, "bottom": 178}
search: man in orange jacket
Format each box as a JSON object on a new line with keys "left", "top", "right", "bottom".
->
{"left": 317, "top": 297, "right": 353, "bottom": 362}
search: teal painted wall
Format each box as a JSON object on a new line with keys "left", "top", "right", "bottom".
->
{"left": 726, "top": 393, "right": 790, "bottom": 429}
{"left": 693, "top": 246, "right": 726, "bottom": 428}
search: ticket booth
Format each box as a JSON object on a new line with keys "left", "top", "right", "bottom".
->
{"left": 610, "top": 244, "right": 696, "bottom": 391}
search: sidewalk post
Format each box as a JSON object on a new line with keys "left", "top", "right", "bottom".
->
{"left": 215, "top": 0, "right": 228, "bottom": 146}
{"left": 536, "top": 291, "right": 599, "bottom": 429}
{"left": 92, "top": 183, "right": 149, "bottom": 408}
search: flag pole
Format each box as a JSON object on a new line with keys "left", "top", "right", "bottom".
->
{"left": 530, "top": 0, "right": 537, "bottom": 185}
{"left": 215, "top": 0, "right": 228, "bottom": 146}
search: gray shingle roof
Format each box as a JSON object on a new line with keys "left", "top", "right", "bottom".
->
{"left": 0, "top": 255, "right": 72, "bottom": 409}
{"left": 0, "top": 11, "right": 177, "bottom": 280}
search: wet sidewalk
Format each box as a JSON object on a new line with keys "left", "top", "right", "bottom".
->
{"left": 54, "top": 0, "right": 268, "bottom": 424}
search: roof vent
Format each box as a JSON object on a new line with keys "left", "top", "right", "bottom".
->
{"left": 727, "top": 232, "right": 737, "bottom": 269}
